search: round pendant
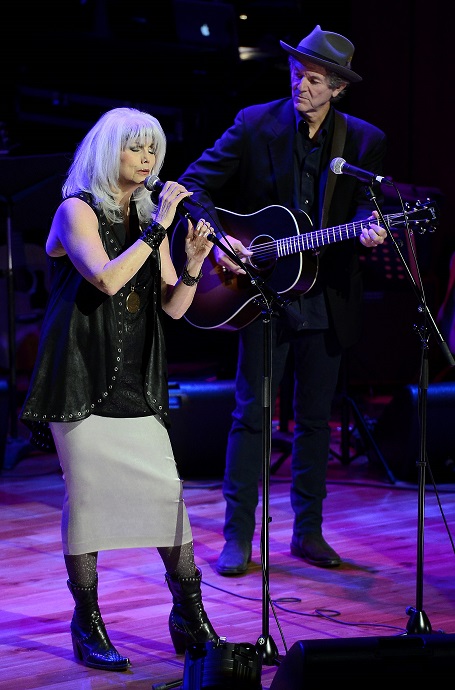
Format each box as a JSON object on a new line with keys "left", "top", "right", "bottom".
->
{"left": 126, "top": 290, "right": 141, "bottom": 313}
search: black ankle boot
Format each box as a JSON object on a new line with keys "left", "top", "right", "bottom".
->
{"left": 165, "top": 567, "right": 219, "bottom": 654}
{"left": 67, "top": 576, "right": 130, "bottom": 671}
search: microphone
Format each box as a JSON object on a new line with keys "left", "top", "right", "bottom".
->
{"left": 143, "top": 174, "right": 165, "bottom": 194}
{"left": 145, "top": 176, "right": 227, "bottom": 240}
{"left": 144, "top": 174, "right": 198, "bottom": 221}
{"left": 330, "top": 157, "right": 393, "bottom": 186}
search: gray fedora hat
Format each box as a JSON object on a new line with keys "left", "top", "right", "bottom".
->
{"left": 280, "top": 24, "right": 362, "bottom": 83}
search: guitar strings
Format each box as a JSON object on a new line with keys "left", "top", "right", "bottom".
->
{"left": 246, "top": 208, "right": 432, "bottom": 260}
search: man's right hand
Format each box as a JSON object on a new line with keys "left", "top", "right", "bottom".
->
{"left": 214, "top": 235, "right": 253, "bottom": 275}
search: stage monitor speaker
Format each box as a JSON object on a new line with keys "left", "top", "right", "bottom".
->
{"left": 168, "top": 379, "right": 235, "bottom": 480}
{"left": 182, "top": 640, "right": 262, "bottom": 690}
{"left": 373, "top": 382, "right": 455, "bottom": 482}
{"left": 270, "top": 634, "right": 455, "bottom": 689}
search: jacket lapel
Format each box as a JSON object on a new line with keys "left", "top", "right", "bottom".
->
{"left": 268, "top": 101, "right": 296, "bottom": 205}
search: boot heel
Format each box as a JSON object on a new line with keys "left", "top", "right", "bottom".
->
{"left": 72, "top": 635, "right": 83, "bottom": 661}
{"left": 169, "top": 627, "right": 187, "bottom": 655}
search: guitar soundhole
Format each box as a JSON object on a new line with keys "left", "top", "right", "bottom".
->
{"left": 248, "top": 234, "right": 276, "bottom": 272}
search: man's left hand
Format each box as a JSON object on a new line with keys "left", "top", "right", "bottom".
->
{"left": 359, "top": 210, "right": 387, "bottom": 248}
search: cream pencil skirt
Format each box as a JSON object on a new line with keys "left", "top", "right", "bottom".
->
{"left": 50, "top": 414, "right": 192, "bottom": 555}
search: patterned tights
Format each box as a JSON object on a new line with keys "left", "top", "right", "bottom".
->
{"left": 65, "top": 541, "right": 196, "bottom": 587}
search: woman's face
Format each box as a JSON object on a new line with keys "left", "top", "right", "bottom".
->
{"left": 118, "top": 138, "right": 156, "bottom": 188}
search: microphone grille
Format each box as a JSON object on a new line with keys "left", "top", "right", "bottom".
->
{"left": 330, "top": 157, "right": 345, "bottom": 175}
{"left": 144, "top": 174, "right": 160, "bottom": 191}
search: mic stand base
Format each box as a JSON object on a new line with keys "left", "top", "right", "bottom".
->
{"left": 405, "top": 606, "right": 432, "bottom": 635}
{"left": 256, "top": 634, "right": 280, "bottom": 667}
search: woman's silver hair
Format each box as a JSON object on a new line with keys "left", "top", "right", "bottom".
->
{"left": 62, "top": 107, "right": 166, "bottom": 224}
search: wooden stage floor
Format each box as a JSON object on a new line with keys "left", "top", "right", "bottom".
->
{"left": 2, "top": 419, "right": 455, "bottom": 689}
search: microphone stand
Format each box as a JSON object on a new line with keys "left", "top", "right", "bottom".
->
{"left": 206, "top": 232, "right": 304, "bottom": 666}
{"left": 366, "top": 185, "right": 454, "bottom": 634}
{"left": 155, "top": 212, "right": 296, "bottom": 690}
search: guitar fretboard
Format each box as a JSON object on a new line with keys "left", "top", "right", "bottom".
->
{"left": 249, "top": 209, "right": 432, "bottom": 260}
{"left": 277, "top": 219, "right": 369, "bottom": 256}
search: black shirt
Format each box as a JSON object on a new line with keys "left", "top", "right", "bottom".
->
{"left": 292, "top": 110, "right": 333, "bottom": 329}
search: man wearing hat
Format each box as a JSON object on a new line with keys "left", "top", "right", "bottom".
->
{"left": 178, "top": 25, "right": 387, "bottom": 574}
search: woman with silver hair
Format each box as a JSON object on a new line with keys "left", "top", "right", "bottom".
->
{"left": 21, "top": 107, "right": 218, "bottom": 671}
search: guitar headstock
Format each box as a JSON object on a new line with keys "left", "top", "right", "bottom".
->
{"left": 389, "top": 199, "right": 439, "bottom": 234}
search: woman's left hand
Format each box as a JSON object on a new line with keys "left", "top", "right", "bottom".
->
{"left": 185, "top": 218, "right": 214, "bottom": 262}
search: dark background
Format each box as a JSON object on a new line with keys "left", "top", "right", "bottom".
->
{"left": 1, "top": 0, "right": 453, "bottom": 390}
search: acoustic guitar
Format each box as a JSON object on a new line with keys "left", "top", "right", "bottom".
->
{"left": 170, "top": 201, "right": 438, "bottom": 331}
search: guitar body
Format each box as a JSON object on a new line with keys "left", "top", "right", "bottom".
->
{"left": 171, "top": 205, "right": 318, "bottom": 330}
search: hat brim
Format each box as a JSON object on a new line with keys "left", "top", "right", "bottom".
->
{"left": 280, "top": 40, "right": 362, "bottom": 83}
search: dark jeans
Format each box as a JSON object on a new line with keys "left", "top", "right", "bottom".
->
{"left": 222, "top": 316, "right": 342, "bottom": 543}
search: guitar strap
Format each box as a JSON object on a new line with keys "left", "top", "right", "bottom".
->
{"left": 320, "top": 110, "right": 347, "bottom": 229}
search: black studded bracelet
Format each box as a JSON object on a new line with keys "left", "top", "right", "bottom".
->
{"left": 139, "top": 221, "right": 167, "bottom": 249}
{"left": 181, "top": 265, "right": 203, "bottom": 286}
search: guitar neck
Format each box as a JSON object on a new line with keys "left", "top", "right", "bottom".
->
{"left": 276, "top": 212, "right": 397, "bottom": 256}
